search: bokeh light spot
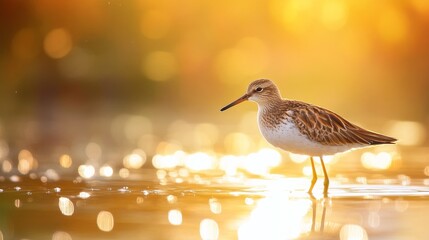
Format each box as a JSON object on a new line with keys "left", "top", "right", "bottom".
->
{"left": 167, "top": 195, "right": 177, "bottom": 204}
{"left": 361, "top": 152, "right": 392, "bottom": 170}
{"left": 152, "top": 151, "right": 184, "bottom": 169}
{"left": 100, "top": 165, "right": 114, "bottom": 177}
{"left": 79, "top": 191, "right": 91, "bottom": 199}
{"left": 119, "top": 168, "right": 130, "bottom": 178}
{"left": 200, "top": 219, "right": 219, "bottom": 240}
{"left": 2, "top": 160, "right": 12, "bottom": 173}
{"left": 97, "top": 211, "right": 114, "bottom": 232}
{"left": 339, "top": 224, "right": 368, "bottom": 240}
{"left": 59, "top": 154, "right": 72, "bottom": 168}
{"left": 78, "top": 165, "right": 95, "bottom": 179}
{"left": 15, "top": 199, "right": 21, "bottom": 208}
{"left": 271, "top": 0, "right": 313, "bottom": 35}
{"left": 289, "top": 153, "right": 309, "bottom": 163}
{"left": 18, "top": 149, "right": 36, "bottom": 175}
{"left": 168, "top": 209, "right": 183, "bottom": 226}
{"left": 52, "top": 231, "right": 72, "bottom": 240}
{"left": 184, "top": 152, "right": 216, "bottom": 172}
{"left": 44, "top": 28, "right": 73, "bottom": 59}
{"left": 58, "top": 197, "right": 74, "bottom": 216}
{"left": 209, "top": 198, "right": 222, "bottom": 214}
{"left": 46, "top": 169, "right": 60, "bottom": 181}
{"left": 123, "top": 149, "right": 147, "bottom": 169}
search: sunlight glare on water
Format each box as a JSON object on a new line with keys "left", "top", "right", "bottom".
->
{"left": 184, "top": 152, "right": 216, "bottom": 171}
{"left": 238, "top": 194, "right": 311, "bottom": 240}
{"left": 245, "top": 198, "right": 255, "bottom": 205}
{"left": 151, "top": 147, "right": 283, "bottom": 177}
{"left": 243, "top": 148, "right": 282, "bottom": 175}
{"left": 152, "top": 151, "right": 184, "bottom": 169}
{"left": 219, "top": 155, "right": 241, "bottom": 176}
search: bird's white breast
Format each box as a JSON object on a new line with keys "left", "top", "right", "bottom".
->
{"left": 257, "top": 111, "right": 360, "bottom": 156}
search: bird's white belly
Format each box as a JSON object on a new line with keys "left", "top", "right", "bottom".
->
{"left": 258, "top": 118, "right": 359, "bottom": 156}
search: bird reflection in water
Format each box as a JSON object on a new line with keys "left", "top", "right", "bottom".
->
{"left": 308, "top": 196, "right": 328, "bottom": 239}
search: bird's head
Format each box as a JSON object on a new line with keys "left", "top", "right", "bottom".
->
{"left": 220, "top": 79, "right": 281, "bottom": 111}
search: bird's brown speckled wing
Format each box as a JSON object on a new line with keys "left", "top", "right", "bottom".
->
{"left": 291, "top": 103, "right": 397, "bottom": 146}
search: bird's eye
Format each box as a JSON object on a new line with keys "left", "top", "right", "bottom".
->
{"left": 256, "top": 87, "right": 263, "bottom": 92}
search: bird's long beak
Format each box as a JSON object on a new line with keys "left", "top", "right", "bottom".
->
{"left": 220, "top": 93, "right": 250, "bottom": 111}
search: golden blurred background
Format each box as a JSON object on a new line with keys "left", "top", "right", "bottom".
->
{"left": 0, "top": 0, "right": 428, "bottom": 180}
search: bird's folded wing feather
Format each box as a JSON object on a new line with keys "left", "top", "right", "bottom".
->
{"left": 292, "top": 105, "right": 397, "bottom": 146}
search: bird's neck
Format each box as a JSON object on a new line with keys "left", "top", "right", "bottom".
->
{"left": 257, "top": 97, "right": 284, "bottom": 111}
{"left": 257, "top": 98, "right": 289, "bottom": 129}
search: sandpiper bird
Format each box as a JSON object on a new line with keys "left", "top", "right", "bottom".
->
{"left": 221, "top": 79, "right": 396, "bottom": 196}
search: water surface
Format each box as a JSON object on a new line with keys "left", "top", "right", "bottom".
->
{"left": 1, "top": 172, "right": 429, "bottom": 240}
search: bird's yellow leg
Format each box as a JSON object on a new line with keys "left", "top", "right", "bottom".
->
{"left": 320, "top": 156, "right": 330, "bottom": 197}
{"left": 308, "top": 157, "right": 318, "bottom": 194}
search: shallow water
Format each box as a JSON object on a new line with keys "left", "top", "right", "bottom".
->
{"left": 1, "top": 172, "right": 429, "bottom": 240}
